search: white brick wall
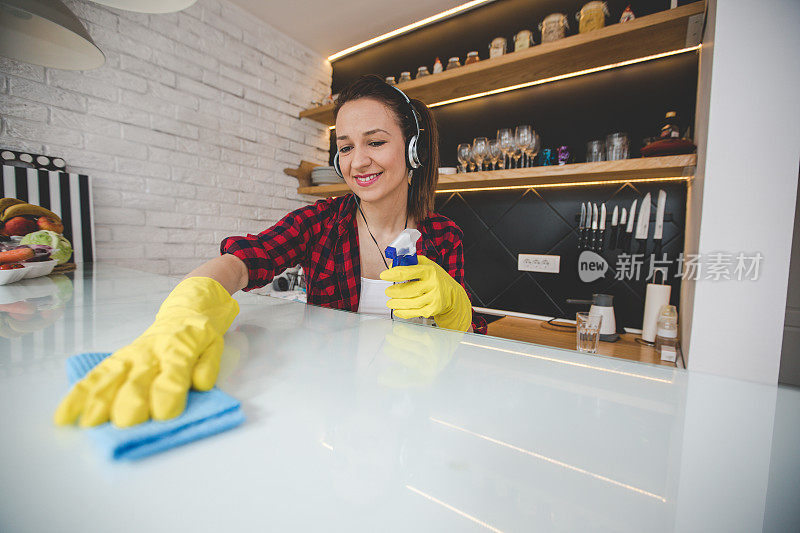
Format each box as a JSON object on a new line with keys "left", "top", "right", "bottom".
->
{"left": 0, "top": 0, "right": 332, "bottom": 275}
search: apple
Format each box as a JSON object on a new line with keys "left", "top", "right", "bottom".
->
{"left": 37, "top": 217, "right": 64, "bottom": 234}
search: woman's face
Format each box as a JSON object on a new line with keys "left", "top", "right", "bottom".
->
{"left": 335, "top": 98, "right": 408, "bottom": 203}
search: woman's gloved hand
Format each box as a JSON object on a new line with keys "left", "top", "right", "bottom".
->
{"left": 379, "top": 255, "right": 472, "bottom": 332}
{"left": 53, "top": 277, "right": 239, "bottom": 428}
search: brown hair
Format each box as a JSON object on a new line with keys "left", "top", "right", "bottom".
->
{"left": 333, "top": 74, "right": 439, "bottom": 223}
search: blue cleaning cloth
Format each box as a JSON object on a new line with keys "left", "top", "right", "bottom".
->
{"left": 66, "top": 352, "right": 245, "bottom": 461}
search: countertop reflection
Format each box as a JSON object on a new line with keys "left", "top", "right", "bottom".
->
{"left": 1, "top": 264, "right": 798, "bottom": 532}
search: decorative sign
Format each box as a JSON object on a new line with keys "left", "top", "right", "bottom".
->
{"left": 578, "top": 250, "right": 608, "bottom": 283}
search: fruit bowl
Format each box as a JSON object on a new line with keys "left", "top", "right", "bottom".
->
{"left": 0, "top": 266, "right": 29, "bottom": 286}
{"left": 22, "top": 259, "right": 57, "bottom": 279}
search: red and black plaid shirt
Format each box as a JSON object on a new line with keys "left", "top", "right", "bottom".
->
{"left": 220, "top": 194, "right": 487, "bottom": 334}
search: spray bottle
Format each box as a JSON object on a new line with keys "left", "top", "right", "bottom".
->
{"left": 384, "top": 229, "right": 432, "bottom": 325}
{"left": 385, "top": 228, "right": 422, "bottom": 267}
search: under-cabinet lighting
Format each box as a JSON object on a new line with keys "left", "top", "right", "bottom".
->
{"left": 327, "top": 0, "right": 496, "bottom": 62}
{"left": 322, "top": 45, "right": 700, "bottom": 126}
{"left": 428, "top": 45, "right": 701, "bottom": 108}
{"left": 435, "top": 176, "right": 691, "bottom": 194}
{"left": 300, "top": 176, "right": 691, "bottom": 195}
{"left": 429, "top": 417, "right": 667, "bottom": 502}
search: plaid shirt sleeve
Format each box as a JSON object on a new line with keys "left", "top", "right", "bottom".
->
{"left": 220, "top": 199, "right": 334, "bottom": 291}
{"left": 427, "top": 218, "right": 488, "bottom": 335}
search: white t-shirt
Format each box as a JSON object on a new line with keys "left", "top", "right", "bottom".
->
{"left": 357, "top": 277, "right": 392, "bottom": 317}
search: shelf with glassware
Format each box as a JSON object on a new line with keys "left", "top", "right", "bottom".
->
{"left": 290, "top": 154, "right": 696, "bottom": 197}
{"left": 299, "top": 1, "right": 705, "bottom": 126}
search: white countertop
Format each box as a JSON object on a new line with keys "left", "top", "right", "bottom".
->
{"left": 1, "top": 264, "right": 799, "bottom": 532}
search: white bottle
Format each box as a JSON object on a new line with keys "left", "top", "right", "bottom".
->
{"left": 655, "top": 305, "right": 679, "bottom": 362}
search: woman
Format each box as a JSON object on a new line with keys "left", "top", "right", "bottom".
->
{"left": 54, "top": 75, "right": 486, "bottom": 429}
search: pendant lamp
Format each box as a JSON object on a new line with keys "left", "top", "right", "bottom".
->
{"left": 88, "top": 0, "right": 197, "bottom": 14}
{"left": 0, "top": 0, "right": 105, "bottom": 70}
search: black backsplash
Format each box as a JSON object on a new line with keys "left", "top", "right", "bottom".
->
{"left": 436, "top": 182, "right": 686, "bottom": 329}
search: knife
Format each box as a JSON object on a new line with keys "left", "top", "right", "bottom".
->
{"left": 626, "top": 199, "right": 637, "bottom": 251}
{"left": 591, "top": 203, "right": 598, "bottom": 250}
{"left": 597, "top": 203, "right": 607, "bottom": 252}
{"left": 653, "top": 190, "right": 667, "bottom": 258}
{"left": 635, "top": 193, "right": 651, "bottom": 256}
{"left": 610, "top": 205, "right": 619, "bottom": 249}
{"left": 578, "top": 202, "right": 586, "bottom": 249}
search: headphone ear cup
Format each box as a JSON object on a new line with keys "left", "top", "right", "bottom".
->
{"left": 333, "top": 151, "right": 343, "bottom": 179}
{"left": 414, "top": 130, "right": 428, "bottom": 166}
{"left": 407, "top": 136, "right": 420, "bottom": 169}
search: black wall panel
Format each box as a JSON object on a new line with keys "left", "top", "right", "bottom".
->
{"left": 436, "top": 181, "right": 686, "bottom": 328}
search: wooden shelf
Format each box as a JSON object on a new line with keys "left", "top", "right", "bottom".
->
{"left": 296, "top": 154, "right": 696, "bottom": 196}
{"left": 486, "top": 316, "right": 680, "bottom": 367}
{"left": 299, "top": 2, "right": 705, "bottom": 126}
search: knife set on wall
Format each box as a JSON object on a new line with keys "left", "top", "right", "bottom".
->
{"left": 578, "top": 190, "right": 668, "bottom": 256}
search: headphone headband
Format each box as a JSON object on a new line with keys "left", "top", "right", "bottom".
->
{"left": 388, "top": 84, "right": 422, "bottom": 143}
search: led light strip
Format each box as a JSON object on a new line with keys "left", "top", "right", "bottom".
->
{"left": 435, "top": 176, "right": 691, "bottom": 194}
{"left": 406, "top": 485, "right": 505, "bottom": 533}
{"left": 459, "top": 340, "right": 674, "bottom": 383}
{"left": 328, "top": 0, "right": 496, "bottom": 62}
{"left": 429, "top": 417, "right": 667, "bottom": 502}
{"left": 428, "top": 45, "right": 701, "bottom": 108}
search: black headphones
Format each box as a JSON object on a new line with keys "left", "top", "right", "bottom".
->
{"left": 333, "top": 84, "right": 426, "bottom": 179}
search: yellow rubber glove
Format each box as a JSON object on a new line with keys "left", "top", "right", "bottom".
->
{"left": 54, "top": 277, "right": 239, "bottom": 428}
{"left": 380, "top": 255, "right": 472, "bottom": 332}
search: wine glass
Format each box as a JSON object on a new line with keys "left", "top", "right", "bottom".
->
{"left": 472, "top": 137, "right": 488, "bottom": 171}
{"left": 488, "top": 139, "right": 501, "bottom": 170}
{"left": 497, "top": 128, "right": 513, "bottom": 170}
{"left": 515, "top": 125, "right": 532, "bottom": 168}
{"left": 457, "top": 143, "right": 471, "bottom": 173}
{"left": 524, "top": 131, "right": 541, "bottom": 167}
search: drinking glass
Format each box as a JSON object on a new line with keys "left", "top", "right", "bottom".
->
{"left": 488, "top": 139, "right": 501, "bottom": 170}
{"left": 586, "top": 140, "right": 605, "bottom": 162}
{"left": 472, "top": 137, "right": 488, "bottom": 171}
{"left": 457, "top": 143, "right": 471, "bottom": 173}
{"left": 497, "top": 128, "right": 513, "bottom": 170}
{"left": 576, "top": 312, "right": 603, "bottom": 354}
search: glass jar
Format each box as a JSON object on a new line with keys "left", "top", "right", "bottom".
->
{"left": 446, "top": 57, "right": 461, "bottom": 70}
{"left": 416, "top": 66, "right": 430, "bottom": 78}
{"left": 576, "top": 1, "right": 610, "bottom": 34}
{"left": 514, "top": 30, "right": 534, "bottom": 51}
{"left": 432, "top": 57, "right": 443, "bottom": 74}
{"left": 605, "top": 132, "right": 629, "bottom": 160}
{"left": 539, "top": 13, "right": 569, "bottom": 43}
{"left": 465, "top": 51, "right": 480, "bottom": 65}
{"left": 398, "top": 71, "right": 412, "bottom": 83}
{"left": 384, "top": 76, "right": 396, "bottom": 85}
{"left": 489, "top": 37, "right": 507, "bottom": 58}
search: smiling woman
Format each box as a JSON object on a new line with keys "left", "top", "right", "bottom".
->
{"left": 54, "top": 75, "right": 485, "bottom": 431}
{"left": 219, "top": 74, "right": 485, "bottom": 334}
